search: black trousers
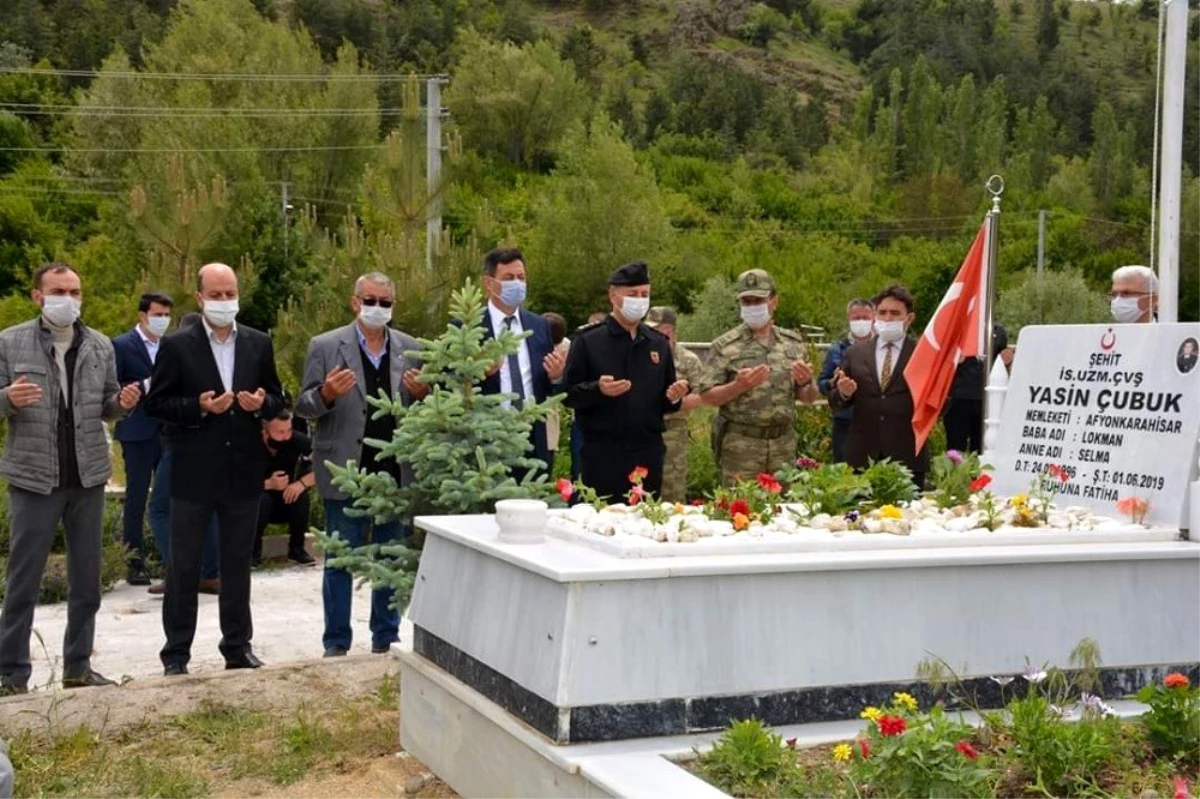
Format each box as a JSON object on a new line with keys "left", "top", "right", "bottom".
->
{"left": 161, "top": 496, "right": 259, "bottom": 668}
{"left": 254, "top": 490, "right": 310, "bottom": 561}
{"left": 943, "top": 398, "right": 984, "bottom": 454}
{"left": 581, "top": 436, "right": 665, "bottom": 502}
{"left": 830, "top": 418, "right": 852, "bottom": 464}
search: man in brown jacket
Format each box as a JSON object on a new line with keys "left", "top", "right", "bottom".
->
{"left": 828, "top": 284, "right": 929, "bottom": 488}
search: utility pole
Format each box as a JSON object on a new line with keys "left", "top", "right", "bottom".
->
{"left": 1036, "top": 209, "right": 1046, "bottom": 279}
{"left": 1156, "top": 0, "right": 1187, "bottom": 323}
{"left": 426, "top": 77, "right": 446, "bottom": 273}
{"left": 281, "top": 180, "right": 290, "bottom": 266}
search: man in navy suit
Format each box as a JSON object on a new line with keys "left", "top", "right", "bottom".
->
{"left": 112, "top": 292, "right": 174, "bottom": 586}
{"left": 479, "top": 248, "right": 567, "bottom": 476}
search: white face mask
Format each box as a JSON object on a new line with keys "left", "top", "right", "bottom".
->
{"left": 740, "top": 304, "right": 771, "bottom": 330}
{"left": 358, "top": 304, "right": 392, "bottom": 330}
{"left": 849, "top": 319, "right": 874, "bottom": 339}
{"left": 875, "top": 320, "right": 906, "bottom": 343}
{"left": 202, "top": 299, "right": 239, "bottom": 328}
{"left": 42, "top": 295, "right": 81, "bottom": 327}
{"left": 146, "top": 316, "right": 170, "bottom": 337}
{"left": 621, "top": 296, "right": 650, "bottom": 322}
{"left": 1110, "top": 296, "right": 1143, "bottom": 324}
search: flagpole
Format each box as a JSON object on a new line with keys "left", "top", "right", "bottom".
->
{"left": 982, "top": 175, "right": 1003, "bottom": 426}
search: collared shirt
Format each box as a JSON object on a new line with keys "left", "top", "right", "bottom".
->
{"left": 355, "top": 322, "right": 387, "bottom": 370}
{"left": 875, "top": 337, "right": 897, "bottom": 386}
{"left": 136, "top": 324, "right": 160, "bottom": 393}
{"left": 487, "top": 301, "right": 535, "bottom": 405}
{"left": 202, "top": 317, "right": 237, "bottom": 392}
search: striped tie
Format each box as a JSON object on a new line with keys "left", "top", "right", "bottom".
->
{"left": 880, "top": 344, "right": 894, "bottom": 390}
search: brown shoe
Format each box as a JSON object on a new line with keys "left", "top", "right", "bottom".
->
{"left": 198, "top": 578, "right": 221, "bottom": 595}
{"left": 147, "top": 583, "right": 166, "bottom": 595}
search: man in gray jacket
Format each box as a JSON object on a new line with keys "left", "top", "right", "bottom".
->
{"left": 0, "top": 263, "right": 140, "bottom": 695}
{"left": 296, "top": 272, "right": 426, "bottom": 657}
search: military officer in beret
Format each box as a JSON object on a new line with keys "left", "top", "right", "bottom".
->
{"left": 645, "top": 306, "right": 706, "bottom": 502}
{"left": 699, "top": 269, "right": 818, "bottom": 485}
{"left": 564, "top": 262, "right": 690, "bottom": 501}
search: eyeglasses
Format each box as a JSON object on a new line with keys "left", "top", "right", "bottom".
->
{"left": 1109, "top": 291, "right": 1151, "bottom": 299}
{"left": 357, "top": 296, "right": 394, "bottom": 308}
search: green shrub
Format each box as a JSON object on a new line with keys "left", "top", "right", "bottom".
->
{"left": 694, "top": 718, "right": 803, "bottom": 796}
{"left": 862, "top": 458, "right": 918, "bottom": 507}
{"left": 1136, "top": 673, "right": 1200, "bottom": 766}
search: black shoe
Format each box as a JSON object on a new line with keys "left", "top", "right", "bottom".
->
{"left": 0, "top": 678, "right": 28, "bottom": 697}
{"left": 163, "top": 663, "right": 188, "bottom": 676}
{"left": 371, "top": 644, "right": 393, "bottom": 654}
{"left": 127, "top": 567, "right": 151, "bottom": 586}
{"left": 288, "top": 549, "right": 316, "bottom": 566}
{"left": 62, "top": 669, "right": 117, "bottom": 689}
{"left": 251, "top": 557, "right": 262, "bottom": 570}
{"left": 323, "top": 646, "right": 348, "bottom": 658}
{"left": 225, "top": 651, "right": 264, "bottom": 670}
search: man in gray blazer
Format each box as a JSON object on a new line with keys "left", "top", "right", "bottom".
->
{"left": 296, "top": 272, "right": 427, "bottom": 657}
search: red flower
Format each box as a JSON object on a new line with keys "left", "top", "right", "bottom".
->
{"left": 1174, "top": 778, "right": 1190, "bottom": 799}
{"left": 1165, "top": 672, "right": 1191, "bottom": 689}
{"left": 729, "top": 499, "right": 751, "bottom": 517}
{"left": 857, "top": 738, "right": 870, "bottom": 759}
{"left": 785, "top": 737, "right": 797, "bottom": 749}
{"left": 628, "top": 484, "right": 645, "bottom": 506}
{"left": 969, "top": 474, "right": 992, "bottom": 493}
{"left": 877, "top": 715, "right": 907, "bottom": 737}
{"left": 628, "top": 466, "right": 649, "bottom": 484}
{"left": 955, "top": 740, "right": 979, "bottom": 760}
{"left": 690, "top": 499, "right": 705, "bottom": 506}
{"left": 716, "top": 497, "right": 730, "bottom": 511}
{"left": 757, "top": 473, "right": 783, "bottom": 494}
{"left": 1047, "top": 464, "right": 1070, "bottom": 484}
{"left": 796, "top": 456, "right": 820, "bottom": 470}
{"left": 556, "top": 478, "right": 574, "bottom": 503}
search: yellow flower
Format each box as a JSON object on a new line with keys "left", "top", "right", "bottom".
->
{"left": 860, "top": 706, "right": 883, "bottom": 722}
{"left": 832, "top": 743, "right": 853, "bottom": 763}
{"left": 893, "top": 692, "right": 918, "bottom": 712}
{"left": 879, "top": 505, "right": 904, "bottom": 519}
{"left": 674, "top": 503, "right": 685, "bottom": 514}
{"left": 1010, "top": 493, "right": 1028, "bottom": 508}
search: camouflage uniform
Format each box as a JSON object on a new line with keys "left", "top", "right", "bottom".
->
{"left": 661, "top": 342, "right": 705, "bottom": 502}
{"left": 700, "top": 270, "right": 811, "bottom": 485}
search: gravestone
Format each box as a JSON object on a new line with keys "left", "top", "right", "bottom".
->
{"left": 991, "top": 323, "right": 1200, "bottom": 528}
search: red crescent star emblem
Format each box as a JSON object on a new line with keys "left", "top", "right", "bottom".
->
{"left": 1100, "top": 328, "right": 1117, "bottom": 351}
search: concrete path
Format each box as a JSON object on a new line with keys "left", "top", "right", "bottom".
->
{"left": 19, "top": 563, "right": 400, "bottom": 691}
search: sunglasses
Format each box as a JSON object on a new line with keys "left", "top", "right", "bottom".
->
{"left": 357, "top": 296, "right": 394, "bottom": 308}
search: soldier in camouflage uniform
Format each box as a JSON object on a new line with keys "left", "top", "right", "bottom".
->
{"left": 699, "top": 269, "right": 819, "bottom": 485}
{"left": 645, "top": 307, "right": 706, "bottom": 502}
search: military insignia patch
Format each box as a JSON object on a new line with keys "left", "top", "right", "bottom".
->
{"left": 650, "top": 351, "right": 660, "bottom": 365}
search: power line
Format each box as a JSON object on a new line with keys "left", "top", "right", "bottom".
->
{"left": 0, "top": 67, "right": 441, "bottom": 82}
{"left": 1, "top": 102, "right": 402, "bottom": 118}
{"left": 0, "top": 144, "right": 382, "bottom": 154}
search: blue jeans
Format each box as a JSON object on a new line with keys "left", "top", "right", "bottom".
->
{"left": 150, "top": 442, "right": 219, "bottom": 580}
{"left": 322, "top": 499, "right": 403, "bottom": 651}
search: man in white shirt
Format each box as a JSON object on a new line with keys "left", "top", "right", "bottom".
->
{"left": 479, "top": 248, "right": 567, "bottom": 477}
{"left": 112, "top": 292, "right": 174, "bottom": 586}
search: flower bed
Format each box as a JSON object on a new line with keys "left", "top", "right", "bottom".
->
{"left": 549, "top": 453, "right": 1181, "bottom": 557}
{"left": 690, "top": 670, "right": 1200, "bottom": 799}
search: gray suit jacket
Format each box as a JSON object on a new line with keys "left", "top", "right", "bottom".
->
{"left": 295, "top": 323, "right": 422, "bottom": 500}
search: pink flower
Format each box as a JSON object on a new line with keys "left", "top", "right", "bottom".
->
{"left": 1174, "top": 778, "right": 1190, "bottom": 799}
{"left": 628, "top": 484, "right": 646, "bottom": 506}
{"left": 556, "top": 478, "right": 574, "bottom": 503}
{"left": 795, "top": 456, "right": 820, "bottom": 470}
{"left": 757, "top": 473, "right": 782, "bottom": 494}
{"left": 945, "top": 449, "right": 963, "bottom": 464}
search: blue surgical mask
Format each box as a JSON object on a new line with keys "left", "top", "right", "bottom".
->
{"left": 499, "top": 279, "right": 527, "bottom": 308}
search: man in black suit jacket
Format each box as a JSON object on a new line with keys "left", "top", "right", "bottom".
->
{"left": 145, "top": 263, "right": 285, "bottom": 675}
{"left": 112, "top": 291, "right": 174, "bottom": 586}
{"left": 479, "top": 248, "right": 566, "bottom": 474}
{"left": 829, "top": 284, "right": 930, "bottom": 488}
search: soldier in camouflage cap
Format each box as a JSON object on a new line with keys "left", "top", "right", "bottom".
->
{"left": 698, "top": 269, "right": 819, "bottom": 485}
{"left": 646, "top": 307, "right": 706, "bottom": 502}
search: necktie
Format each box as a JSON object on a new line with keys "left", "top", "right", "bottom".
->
{"left": 880, "top": 343, "right": 894, "bottom": 390}
{"left": 504, "top": 316, "right": 526, "bottom": 408}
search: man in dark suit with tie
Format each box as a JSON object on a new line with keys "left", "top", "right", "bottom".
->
{"left": 828, "top": 284, "right": 930, "bottom": 488}
{"left": 479, "top": 248, "right": 567, "bottom": 476}
{"left": 145, "top": 263, "right": 285, "bottom": 675}
{"left": 112, "top": 292, "right": 174, "bottom": 586}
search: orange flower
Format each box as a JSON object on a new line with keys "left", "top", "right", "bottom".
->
{"left": 628, "top": 466, "right": 649, "bottom": 484}
{"left": 732, "top": 512, "right": 750, "bottom": 530}
{"left": 1165, "top": 672, "right": 1191, "bottom": 689}
{"left": 1116, "top": 496, "right": 1150, "bottom": 522}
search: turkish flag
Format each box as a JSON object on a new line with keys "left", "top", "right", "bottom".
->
{"left": 904, "top": 220, "right": 989, "bottom": 453}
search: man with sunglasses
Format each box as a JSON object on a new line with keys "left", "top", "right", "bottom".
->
{"left": 296, "top": 272, "right": 428, "bottom": 657}
{"left": 1110, "top": 265, "right": 1158, "bottom": 324}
